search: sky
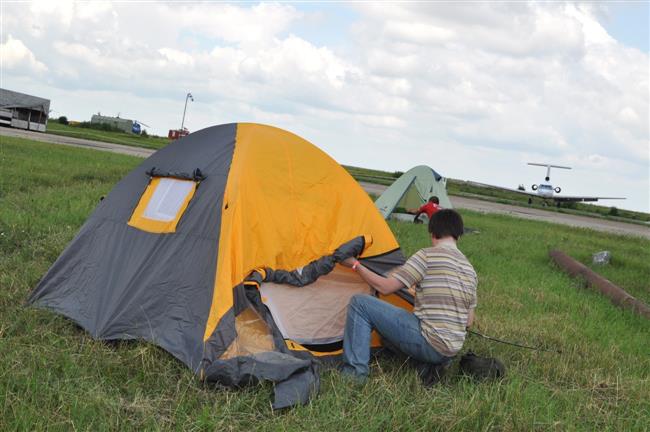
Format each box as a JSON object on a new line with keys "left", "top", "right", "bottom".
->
{"left": 1, "top": 1, "right": 649, "bottom": 213}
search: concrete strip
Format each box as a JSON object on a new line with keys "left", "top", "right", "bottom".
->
{"left": 451, "top": 196, "right": 650, "bottom": 239}
{"left": 0, "top": 127, "right": 155, "bottom": 158}
{"left": 360, "top": 182, "right": 649, "bottom": 239}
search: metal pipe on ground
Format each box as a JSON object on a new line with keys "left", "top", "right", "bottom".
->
{"left": 549, "top": 249, "right": 650, "bottom": 319}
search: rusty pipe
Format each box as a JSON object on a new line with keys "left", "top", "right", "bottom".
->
{"left": 549, "top": 249, "right": 650, "bottom": 319}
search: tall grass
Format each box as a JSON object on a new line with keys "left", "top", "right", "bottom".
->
{"left": 1, "top": 138, "right": 649, "bottom": 431}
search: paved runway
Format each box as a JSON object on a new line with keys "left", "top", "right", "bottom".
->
{"left": 363, "top": 186, "right": 650, "bottom": 239}
{"left": 1, "top": 127, "right": 155, "bottom": 158}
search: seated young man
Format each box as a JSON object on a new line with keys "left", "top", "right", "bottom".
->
{"left": 340, "top": 209, "right": 477, "bottom": 381}
{"left": 408, "top": 196, "right": 440, "bottom": 224}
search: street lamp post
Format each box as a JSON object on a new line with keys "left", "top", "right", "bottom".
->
{"left": 180, "top": 92, "right": 194, "bottom": 133}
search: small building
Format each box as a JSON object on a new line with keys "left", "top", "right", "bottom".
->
{"left": 90, "top": 114, "right": 134, "bottom": 133}
{"left": 0, "top": 88, "right": 50, "bottom": 132}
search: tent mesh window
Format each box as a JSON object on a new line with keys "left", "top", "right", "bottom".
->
{"left": 144, "top": 178, "right": 194, "bottom": 221}
{"left": 128, "top": 177, "right": 197, "bottom": 233}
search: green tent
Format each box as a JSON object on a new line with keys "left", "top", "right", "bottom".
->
{"left": 375, "top": 165, "right": 452, "bottom": 219}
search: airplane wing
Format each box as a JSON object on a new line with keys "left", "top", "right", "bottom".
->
{"left": 466, "top": 182, "right": 625, "bottom": 203}
{"left": 551, "top": 195, "right": 626, "bottom": 203}
{"left": 467, "top": 181, "right": 539, "bottom": 196}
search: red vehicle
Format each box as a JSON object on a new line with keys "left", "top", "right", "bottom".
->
{"left": 168, "top": 128, "right": 190, "bottom": 140}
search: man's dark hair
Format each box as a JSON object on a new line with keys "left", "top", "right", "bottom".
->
{"left": 428, "top": 196, "right": 439, "bottom": 204}
{"left": 428, "top": 209, "right": 464, "bottom": 240}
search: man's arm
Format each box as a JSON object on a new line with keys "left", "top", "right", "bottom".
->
{"left": 466, "top": 308, "right": 475, "bottom": 328}
{"left": 342, "top": 258, "right": 405, "bottom": 295}
{"left": 407, "top": 204, "right": 426, "bottom": 215}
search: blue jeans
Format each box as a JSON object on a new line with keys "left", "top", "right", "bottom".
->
{"left": 341, "top": 294, "right": 449, "bottom": 378}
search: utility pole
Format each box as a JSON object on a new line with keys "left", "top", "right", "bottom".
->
{"left": 180, "top": 92, "right": 194, "bottom": 132}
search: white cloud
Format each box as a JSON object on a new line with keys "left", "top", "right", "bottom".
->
{"left": 0, "top": 35, "right": 48, "bottom": 74}
{"left": 167, "top": 2, "right": 300, "bottom": 45}
{"left": 157, "top": 48, "right": 195, "bottom": 67}
{"left": 384, "top": 21, "right": 454, "bottom": 45}
{"left": 1, "top": 2, "right": 647, "bottom": 211}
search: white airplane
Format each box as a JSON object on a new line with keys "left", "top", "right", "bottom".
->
{"left": 476, "top": 163, "right": 626, "bottom": 207}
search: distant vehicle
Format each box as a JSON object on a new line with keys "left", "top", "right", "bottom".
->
{"left": 476, "top": 163, "right": 625, "bottom": 207}
{"left": 168, "top": 128, "right": 190, "bottom": 140}
{"left": 132, "top": 120, "right": 150, "bottom": 135}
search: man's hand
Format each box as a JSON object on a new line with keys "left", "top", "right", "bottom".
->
{"left": 466, "top": 308, "right": 475, "bottom": 328}
{"left": 340, "top": 257, "right": 357, "bottom": 268}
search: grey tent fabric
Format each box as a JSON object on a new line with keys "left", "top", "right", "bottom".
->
{"left": 360, "top": 249, "right": 406, "bottom": 275}
{"left": 203, "top": 281, "right": 321, "bottom": 409}
{"left": 263, "top": 236, "right": 367, "bottom": 286}
{"left": 205, "top": 349, "right": 320, "bottom": 410}
{"left": 28, "top": 124, "right": 238, "bottom": 371}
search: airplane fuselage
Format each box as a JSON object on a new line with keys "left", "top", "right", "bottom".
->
{"left": 537, "top": 182, "right": 554, "bottom": 197}
{"left": 479, "top": 163, "right": 624, "bottom": 206}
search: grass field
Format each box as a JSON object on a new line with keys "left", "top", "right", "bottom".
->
{"left": 1, "top": 138, "right": 649, "bottom": 431}
{"left": 46, "top": 122, "right": 170, "bottom": 150}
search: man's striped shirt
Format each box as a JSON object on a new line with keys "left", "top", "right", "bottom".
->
{"left": 392, "top": 242, "right": 477, "bottom": 357}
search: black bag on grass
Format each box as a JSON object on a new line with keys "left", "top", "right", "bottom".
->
{"left": 459, "top": 352, "right": 505, "bottom": 380}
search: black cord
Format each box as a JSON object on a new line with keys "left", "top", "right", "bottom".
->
{"left": 468, "top": 329, "right": 562, "bottom": 354}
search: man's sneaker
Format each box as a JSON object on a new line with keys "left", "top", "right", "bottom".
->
{"left": 416, "top": 360, "right": 451, "bottom": 387}
{"left": 337, "top": 363, "right": 368, "bottom": 386}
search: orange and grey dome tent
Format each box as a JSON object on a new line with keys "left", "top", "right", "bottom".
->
{"left": 28, "top": 123, "right": 410, "bottom": 408}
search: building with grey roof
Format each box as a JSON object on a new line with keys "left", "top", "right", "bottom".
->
{"left": 0, "top": 88, "right": 50, "bottom": 132}
{"left": 90, "top": 114, "right": 134, "bottom": 133}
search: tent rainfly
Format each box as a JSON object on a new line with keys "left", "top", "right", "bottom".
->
{"left": 374, "top": 165, "right": 453, "bottom": 220}
{"left": 28, "top": 123, "right": 412, "bottom": 409}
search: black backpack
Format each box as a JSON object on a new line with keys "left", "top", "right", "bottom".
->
{"left": 459, "top": 351, "right": 506, "bottom": 380}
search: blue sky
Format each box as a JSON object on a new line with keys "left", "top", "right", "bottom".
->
{"left": 603, "top": 2, "right": 649, "bottom": 52}
{"left": 290, "top": 3, "right": 360, "bottom": 48}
